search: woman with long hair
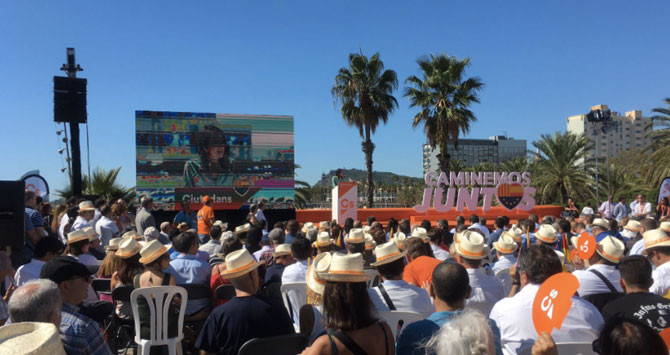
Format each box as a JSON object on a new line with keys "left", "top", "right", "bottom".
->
{"left": 302, "top": 253, "right": 394, "bottom": 355}
{"left": 98, "top": 238, "right": 122, "bottom": 278}
{"left": 111, "top": 200, "right": 133, "bottom": 232}
{"left": 111, "top": 238, "right": 142, "bottom": 319}
{"left": 64, "top": 230, "right": 97, "bottom": 266}
{"left": 299, "top": 252, "right": 331, "bottom": 342}
{"left": 183, "top": 124, "right": 232, "bottom": 187}
{"left": 51, "top": 204, "right": 66, "bottom": 238}
{"left": 657, "top": 197, "right": 670, "bottom": 219}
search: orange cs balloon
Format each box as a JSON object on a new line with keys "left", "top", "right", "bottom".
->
{"left": 532, "top": 272, "right": 580, "bottom": 336}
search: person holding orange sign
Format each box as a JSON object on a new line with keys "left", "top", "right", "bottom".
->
{"left": 572, "top": 235, "right": 624, "bottom": 298}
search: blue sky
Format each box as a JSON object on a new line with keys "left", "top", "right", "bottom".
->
{"left": 2, "top": 1, "right": 669, "bottom": 194}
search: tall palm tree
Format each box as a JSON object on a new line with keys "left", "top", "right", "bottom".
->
{"left": 332, "top": 52, "right": 398, "bottom": 208}
{"left": 647, "top": 97, "right": 670, "bottom": 185}
{"left": 531, "top": 132, "right": 593, "bottom": 204}
{"left": 293, "top": 164, "right": 311, "bottom": 209}
{"left": 404, "top": 53, "right": 483, "bottom": 172}
{"left": 57, "top": 166, "right": 134, "bottom": 201}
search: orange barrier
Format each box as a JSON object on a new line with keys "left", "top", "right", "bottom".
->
{"left": 296, "top": 205, "right": 563, "bottom": 228}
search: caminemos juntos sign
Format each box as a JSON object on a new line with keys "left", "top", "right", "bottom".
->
{"left": 413, "top": 171, "right": 536, "bottom": 213}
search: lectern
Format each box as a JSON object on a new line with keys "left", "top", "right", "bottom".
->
{"left": 331, "top": 182, "right": 357, "bottom": 223}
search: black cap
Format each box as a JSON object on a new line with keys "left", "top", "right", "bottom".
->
{"left": 39, "top": 256, "right": 95, "bottom": 284}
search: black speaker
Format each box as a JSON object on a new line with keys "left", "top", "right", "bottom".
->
{"left": 54, "top": 76, "right": 87, "bottom": 123}
{"left": 0, "top": 181, "right": 25, "bottom": 251}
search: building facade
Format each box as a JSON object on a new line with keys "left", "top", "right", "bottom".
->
{"left": 422, "top": 136, "right": 527, "bottom": 174}
{"left": 567, "top": 104, "right": 652, "bottom": 159}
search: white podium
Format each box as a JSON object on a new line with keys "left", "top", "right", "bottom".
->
{"left": 331, "top": 182, "right": 358, "bottom": 223}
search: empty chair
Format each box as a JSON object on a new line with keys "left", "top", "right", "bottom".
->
{"left": 377, "top": 311, "right": 425, "bottom": 339}
{"left": 280, "top": 282, "right": 307, "bottom": 325}
{"left": 130, "top": 286, "right": 187, "bottom": 355}
{"left": 238, "top": 334, "right": 309, "bottom": 355}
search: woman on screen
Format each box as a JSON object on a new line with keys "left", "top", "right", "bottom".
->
{"left": 183, "top": 125, "right": 232, "bottom": 187}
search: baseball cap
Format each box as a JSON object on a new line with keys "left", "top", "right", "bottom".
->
{"left": 39, "top": 256, "right": 95, "bottom": 284}
{"left": 202, "top": 196, "right": 212, "bottom": 203}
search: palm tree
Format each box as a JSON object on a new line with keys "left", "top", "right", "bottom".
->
{"left": 293, "top": 164, "right": 311, "bottom": 209}
{"left": 530, "top": 132, "right": 593, "bottom": 204}
{"left": 404, "top": 53, "right": 483, "bottom": 172}
{"left": 646, "top": 98, "right": 670, "bottom": 185}
{"left": 57, "top": 166, "right": 134, "bottom": 201}
{"left": 332, "top": 52, "right": 398, "bottom": 208}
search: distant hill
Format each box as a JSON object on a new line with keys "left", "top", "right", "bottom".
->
{"left": 314, "top": 169, "right": 423, "bottom": 187}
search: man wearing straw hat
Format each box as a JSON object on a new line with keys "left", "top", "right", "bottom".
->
{"left": 71, "top": 201, "right": 96, "bottom": 232}
{"left": 196, "top": 249, "right": 294, "bottom": 354}
{"left": 264, "top": 244, "right": 294, "bottom": 285}
{"left": 572, "top": 235, "right": 625, "bottom": 297}
{"left": 628, "top": 218, "right": 658, "bottom": 256}
{"left": 641, "top": 228, "right": 670, "bottom": 296}
{"left": 368, "top": 241, "right": 433, "bottom": 317}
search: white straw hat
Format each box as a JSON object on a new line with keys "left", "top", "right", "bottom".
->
{"left": 410, "top": 227, "right": 429, "bottom": 243}
{"left": 139, "top": 239, "right": 169, "bottom": 264}
{"left": 347, "top": 228, "right": 365, "bottom": 244}
{"left": 364, "top": 234, "right": 376, "bottom": 251}
{"left": 220, "top": 249, "right": 263, "bottom": 279}
{"left": 643, "top": 229, "right": 670, "bottom": 254}
{"left": 117, "top": 238, "right": 141, "bottom": 259}
{"left": 235, "top": 223, "right": 251, "bottom": 234}
{"left": 505, "top": 227, "right": 524, "bottom": 243}
{"left": 590, "top": 218, "right": 609, "bottom": 230}
{"left": 306, "top": 252, "right": 332, "bottom": 295}
{"left": 122, "top": 231, "right": 142, "bottom": 240}
{"left": 272, "top": 244, "right": 292, "bottom": 258}
{"left": 624, "top": 220, "right": 641, "bottom": 232}
{"left": 106, "top": 238, "right": 122, "bottom": 251}
{"left": 315, "top": 231, "right": 334, "bottom": 247}
{"left": 77, "top": 200, "right": 95, "bottom": 212}
{"left": 536, "top": 224, "right": 558, "bottom": 244}
{"left": 317, "top": 253, "right": 372, "bottom": 282}
{"left": 319, "top": 221, "right": 329, "bottom": 230}
{"left": 390, "top": 232, "right": 407, "bottom": 249}
{"left": 455, "top": 230, "right": 487, "bottom": 260}
{"left": 371, "top": 241, "right": 406, "bottom": 266}
{"left": 596, "top": 235, "right": 625, "bottom": 263}
{"left": 67, "top": 230, "right": 89, "bottom": 244}
{"left": 82, "top": 227, "right": 98, "bottom": 241}
{"left": 493, "top": 234, "right": 518, "bottom": 254}
{"left": 661, "top": 221, "right": 670, "bottom": 233}
{"left": 301, "top": 222, "right": 314, "bottom": 233}
{"left": 0, "top": 322, "right": 66, "bottom": 355}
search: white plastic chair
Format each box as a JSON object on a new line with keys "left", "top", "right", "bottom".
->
{"left": 377, "top": 311, "right": 425, "bottom": 339}
{"left": 280, "top": 282, "right": 307, "bottom": 330}
{"left": 130, "top": 286, "right": 187, "bottom": 355}
{"left": 518, "top": 342, "right": 596, "bottom": 355}
{"left": 494, "top": 267, "right": 512, "bottom": 295}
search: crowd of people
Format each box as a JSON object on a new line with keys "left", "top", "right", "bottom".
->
{"left": 2, "top": 190, "right": 670, "bottom": 355}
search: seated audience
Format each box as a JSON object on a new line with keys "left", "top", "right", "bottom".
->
{"left": 572, "top": 235, "right": 624, "bottom": 299}
{"left": 642, "top": 228, "right": 670, "bottom": 296}
{"left": 281, "top": 237, "right": 312, "bottom": 284}
{"left": 628, "top": 218, "right": 657, "bottom": 255}
{"left": 196, "top": 249, "right": 294, "bottom": 354}
{"left": 168, "top": 231, "right": 211, "bottom": 316}
{"left": 8, "top": 279, "right": 62, "bottom": 326}
{"left": 210, "top": 236, "right": 243, "bottom": 305}
{"left": 199, "top": 224, "right": 223, "bottom": 256}
{"left": 15, "top": 237, "right": 64, "bottom": 286}
{"left": 299, "top": 252, "right": 332, "bottom": 342}
{"left": 489, "top": 245, "right": 603, "bottom": 355}
{"left": 313, "top": 231, "right": 335, "bottom": 254}
{"left": 491, "top": 234, "right": 517, "bottom": 294}
{"left": 486, "top": 216, "right": 507, "bottom": 248}
{"left": 65, "top": 230, "right": 98, "bottom": 266}
{"left": 264, "top": 244, "right": 294, "bottom": 285}
{"left": 403, "top": 237, "right": 440, "bottom": 287}
{"left": 425, "top": 309, "right": 499, "bottom": 355}
{"left": 97, "top": 238, "right": 122, "bottom": 278}
{"left": 428, "top": 229, "right": 449, "bottom": 261}
{"left": 368, "top": 241, "right": 433, "bottom": 317}
{"left": 302, "top": 253, "right": 394, "bottom": 355}
{"left": 534, "top": 224, "right": 559, "bottom": 250}
{"left": 110, "top": 238, "right": 142, "bottom": 319}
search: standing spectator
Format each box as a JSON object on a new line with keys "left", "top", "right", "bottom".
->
{"left": 8, "top": 279, "right": 62, "bottom": 327}
{"left": 15, "top": 237, "right": 64, "bottom": 286}
{"left": 581, "top": 202, "right": 595, "bottom": 216}
{"left": 25, "top": 190, "right": 47, "bottom": 238}
{"left": 642, "top": 229, "right": 670, "bottom": 296}
{"left": 158, "top": 221, "right": 171, "bottom": 244}
{"left": 613, "top": 196, "right": 628, "bottom": 222}
{"left": 173, "top": 197, "right": 197, "bottom": 230}
{"left": 489, "top": 245, "right": 603, "bottom": 354}
{"left": 111, "top": 200, "right": 133, "bottom": 232}
{"left": 199, "top": 224, "right": 223, "bottom": 256}
{"left": 134, "top": 196, "right": 155, "bottom": 236}
{"left": 72, "top": 201, "right": 96, "bottom": 232}
{"left": 39, "top": 256, "right": 113, "bottom": 355}
{"left": 0, "top": 252, "right": 15, "bottom": 326}
{"left": 255, "top": 201, "right": 268, "bottom": 232}
{"left": 197, "top": 196, "right": 215, "bottom": 244}
{"left": 196, "top": 249, "right": 294, "bottom": 354}
{"left": 631, "top": 195, "right": 652, "bottom": 218}
{"left": 168, "top": 232, "right": 211, "bottom": 316}
{"left": 94, "top": 204, "right": 119, "bottom": 247}
{"left": 599, "top": 195, "right": 615, "bottom": 220}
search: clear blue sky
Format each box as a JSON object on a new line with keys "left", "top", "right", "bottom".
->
{"left": 2, "top": 1, "right": 669, "bottom": 194}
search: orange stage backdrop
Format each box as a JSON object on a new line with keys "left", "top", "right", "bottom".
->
{"left": 296, "top": 205, "right": 563, "bottom": 228}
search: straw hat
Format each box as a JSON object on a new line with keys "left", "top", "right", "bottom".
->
{"left": 363, "top": 226, "right": 371, "bottom": 233}
{"left": 364, "top": 234, "right": 376, "bottom": 251}
{"left": 391, "top": 232, "right": 407, "bottom": 249}
{"left": 314, "top": 231, "right": 334, "bottom": 247}
{"left": 213, "top": 220, "right": 228, "bottom": 229}
{"left": 455, "top": 230, "right": 487, "bottom": 260}
{"left": 235, "top": 223, "right": 251, "bottom": 234}
{"left": 0, "top": 322, "right": 66, "bottom": 355}
{"left": 81, "top": 227, "right": 98, "bottom": 241}
{"left": 642, "top": 229, "right": 670, "bottom": 253}
{"left": 493, "top": 234, "right": 518, "bottom": 254}
{"left": 143, "top": 226, "right": 159, "bottom": 241}
{"left": 273, "top": 244, "right": 292, "bottom": 257}
{"left": 317, "top": 253, "right": 372, "bottom": 282}
{"left": 536, "top": 224, "right": 558, "bottom": 244}
{"left": 596, "top": 235, "right": 625, "bottom": 263}
{"left": 177, "top": 222, "right": 189, "bottom": 232}
{"left": 410, "top": 227, "right": 429, "bottom": 243}
{"left": 139, "top": 239, "right": 169, "bottom": 264}
{"left": 106, "top": 238, "right": 122, "bottom": 251}
{"left": 117, "top": 238, "right": 141, "bottom": 259}
{"left": 347, "top": 228, "right": 365, "bottom": 244}
{"left": 371, "top": 241, "right": 406, "bottom": 266}
{"left": 77, "top": 200, "right": 95, "bottom": 212}
{"left": 661, "top": 221, "right": 670, "bottom": 233}
{"left": 319, "top": 221, "right": 329, "bottom": 230}
{"left": 505, "top": 227, "right": 523, "bottom": 244}
{"left": 306, "top": 252, "right": 332, "bottom": 294}
{"left": 121, "top": 231, "right": 142, "bottom": 240}
{"left": 591, "top": 218, "right": 609, "bottom": 230}
{"left": 623, "top": 220, "right": 641, "bottom": 232}
{"left": 301, "top": 222, "right": 314, "bottom": 233}
{"left": 67, "top": 230, "right": 89, "bottom": 244}
{"left": 219, "top": 249, "right": 264, "bottom": 279}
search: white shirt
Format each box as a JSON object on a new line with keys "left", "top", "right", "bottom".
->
{"left": 58, "top": 213, "right": 69, "bottom": 244}
{"left": 598, "top": 201, "right": 615, "bottom": 219}
{"left": 650, "top": 262, "right": 670, "bottom": 297}
{"left": 368, "top": 279, "right": 434, "bottom": 317}
{"left": 490, "top": 283, "right": 604, "bottom": 355}
{"left": 430, "top": 245, "right": 449, "bottom": 261}
{"left": 633, "top": 202, "right": 653, "bottom": 217}
{"left": 14, "top": 259, "right": 46, "bottom": 286}
{"left": 71, "top": 216, "right": 91, "bottom": 232}
{"left": 199, "top": 239, "right": 222, "bottom": 256}
{"left": 282, "top": 259, "right": 309, "bottom": 284}
{"left": 69, "top": 253, "right": 100, "bottom": 267}
{"left": 471, "top": 223, "right": 490, "bottom": 238}
{"left": 255, "top": 209, "right": 267, "bottom": 231}
{"left": 465, "top": 267, "right": 505, "bottom": 315}
{"left": 253, "top": 245, "right": 271, "bottom": 261}
{"left": 629, "top": 238, "right": 646, "bottom": 256}
{"left": 581, "top": 207, "right": 594, "bottom": 215}
{"left": 95, "top": 215, "right": 119, "bottom": 247}
{"left": 572, "top": 264, "right": 622, "bottom": 297}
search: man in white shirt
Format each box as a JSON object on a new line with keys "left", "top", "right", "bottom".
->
{"left": 598, "top": 195, "right": 615, "bottom": 220}
{"left": 492, "top": 234, "right": 518, "bottom": 295}
{"left": 631, "top": 195, "right": 653, "bottom": 218}
{"left": 255, "top": 201, "right": 268, "bottom": 232}
{"left": 490, "top": 245, "right": 603, "bottom": 355}
{"left": 281, "top": 237, "right": 311, "bottom": 284}
{"left": 572, "top": 236, "right": 624, "bottom": 297}
{"left": 368, "top": 241, "right": 434, "bottom": 317}
{"left": 94, "top": 204, "right": 119, "bottom": 247}
{"left": 199, "top": 224, "right": 223, "bottom": 256}
{"left": 454, "top": 231, "right": 504, "bottom": 315}
{"left": 629, "top": 219, "right": 658, "bottom": 256}
{"left": 642, "top": 229, "right": 670, "bottom": 297}
{"left": 71, "top": 201, "right": 96, "bottom": 232}
{"left": 428, "top": 230, "right": 449, "bottom": 261}
{"left": 581, "top": 203, "right": 595, "bottom": 216}
{"left": 14, "top": 237, "right": 64, "bottom": 286}
{"left": 468, "top": 214, "right": 489, "bottom": 239}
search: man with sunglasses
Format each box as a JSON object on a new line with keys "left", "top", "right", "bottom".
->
{"left": 641, "top": 229, "right": 670, "bottom": 297}
{"left": 39, "top": 256, "right": 112, "bottom": 355}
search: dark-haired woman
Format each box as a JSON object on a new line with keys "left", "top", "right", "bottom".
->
{"left": 210, "top": 236, "right": 243, "bottom": 306}
{"left": 302, "top": 253, "right": 394, "bottom": 355}
{"left": 183, "top": 125, "right": 232, "bottom": 187}
{"left": 110, "top": 238, "right": 142, "bottom": 319}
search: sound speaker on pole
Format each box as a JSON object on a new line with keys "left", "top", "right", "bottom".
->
{"left": 0, "top": 181, "right": 25, "bottom": 251}
{"left": 54, "top": 76, "right": 87, "bottom": 123}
